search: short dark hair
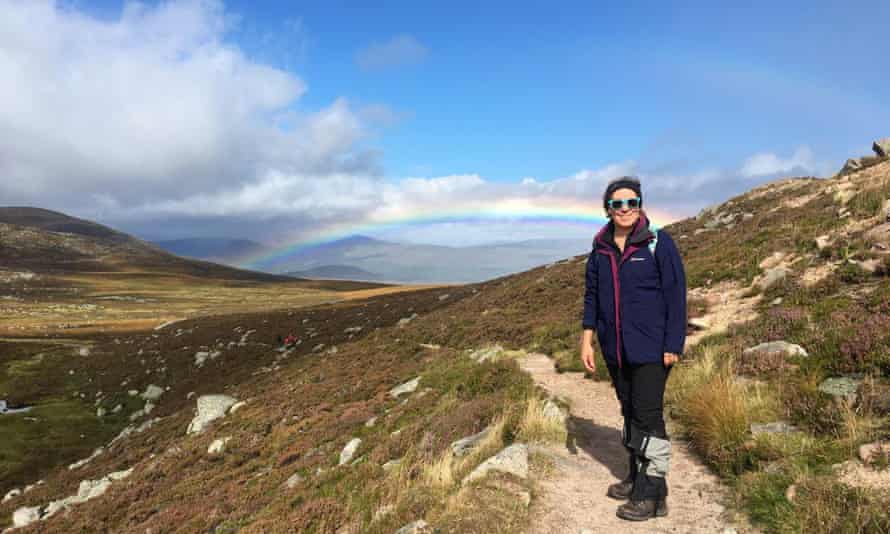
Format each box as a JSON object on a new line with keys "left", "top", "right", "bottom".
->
{"left": 602, "top": 176, "right": 643, "bottom": 213}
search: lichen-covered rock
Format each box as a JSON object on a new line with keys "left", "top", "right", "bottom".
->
{"left": 818, "top": 377, "right": 862, "bottom": 404}
{"left": 751, "top": 421, "right": 799, "bottom": 436}
{"left": 186, "top": 395, "right": 238, "bottom": 435}
{"left": 140, "top": 384, "right": 164, "bottom": 401}
{"left": 840, "top": 158, "right": 864, "bottom": 174}
{"left": 743, "top": 341, "right": 808, "bottom": 359}
{"left": 395, "top": 519, "right": 430, "bottom": 534}
{"left": 389, "top": 377, "right": 420, "bottom": 397}
{"left": 451, "top": 426, "right": 493, "bottom": 457}
{"left": 208, "top": 436, "right": 232, "bottom": 454}
{"left": 12, "top": 506, "right": 40, "bottom": 528}
{"left": 462, "top": 443, "right": 529, "bottom": 485}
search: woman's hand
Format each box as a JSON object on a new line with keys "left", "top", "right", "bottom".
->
{"left": 580, "top": 340, "right": 597, "bottom": 374}
{"left": 663, "top": 352, "right": 679, "bottom": 367}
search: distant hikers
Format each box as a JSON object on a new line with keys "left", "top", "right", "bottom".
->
{"left": 580, "top": 176, "right": 687, "bottom": 521}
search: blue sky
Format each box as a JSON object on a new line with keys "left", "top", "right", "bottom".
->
{"left": 2, "top": 0, "right": 889, "bottom": 246}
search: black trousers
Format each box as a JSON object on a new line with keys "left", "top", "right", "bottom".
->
{"left": 607, "top": 362, "right": 671, "bottom": 439}
{"left": 607, "top": 362, "right": 672, "bottom": 499}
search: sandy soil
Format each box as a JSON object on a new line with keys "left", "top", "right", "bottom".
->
{"left": 520, "top": 352, "right": 738, "bottom": 534}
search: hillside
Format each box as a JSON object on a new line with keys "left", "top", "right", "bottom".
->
{"left": 2, "top": 149, "right": 890, "bottom": 532}
{"left": 0, "top": 207, "right": 292, "bottom": 282}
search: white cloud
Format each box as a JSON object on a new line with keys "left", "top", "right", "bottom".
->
{"left": 0, "top": 0, "right": 379, "bottom": 217}
{"left": 355, "top": 34, "right": 428, "bottom": 72}
{"left": 740, "top": 146, "right": 817, "bottom": 178}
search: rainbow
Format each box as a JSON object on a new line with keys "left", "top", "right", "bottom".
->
{"left": 240, "top": 199, "right": 678, "bottom": 270}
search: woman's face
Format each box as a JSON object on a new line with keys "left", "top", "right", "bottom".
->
{"left": 609, "top": 187, "right": 641, "bottom": 230}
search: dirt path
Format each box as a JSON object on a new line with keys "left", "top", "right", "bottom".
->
{"left": 520, "top": 353, "right": 736, "bottom": 533}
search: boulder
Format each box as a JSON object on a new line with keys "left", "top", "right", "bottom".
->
{"left": 873, "top": 137, "right": 890, "bottom": 158}
{"left": 757, "top": 267, "right": 789, "bottom": 290}
{"left": 2, "top": 488, "right": 21, "bottom": 503}
{"left": 12, "top": 506, "right": 41, "bottom": 528}
{"left": 467, "top": 344, "right": 504, "bottom": 363}
{"left": 395, "top": 520, "right": 430, "bottom": 534}
{"left": 389, "top": 377, "right": 420, "bottom": 397}
{"left": 284, "top": 472, "right": 304, "bottom": 489}
{"left": 140, "top": 384, "right": 164, "bottom": 401}
{"left": 818, "top": 377, "right": 862, "bottom": 404}
{"left": 864, "top": 222, "right": 890, "bottom": 248}
{"left": 462, "top": 443, "right": 529, "bottom": 485}
{"left": 751, "top": 421, "right": 799, "bottom": 436}
{"left": 186, "top": 395, "right": 238, "bottom": 435}
{"left": 743, "top": 341, "right": 808, "bottom": 359}
{"left": 339, "top": 438, "right": 362, "bottom": 465}
{"left": 840, "top": 158, "right": 864, "bottom": 174}
{"left": 208, "top": 436, "right": 232, "bottom": 454}
{"left": 451, "top": 426, "right": 493, "bottom": 457}
{"left": 382, "top": 458, "right": 402, "bottom": 473}
{"left": 858, "top": 441, "right": 889, "bottom": 465}
{"left": 542, "top": 399, "right": 568, "bottom": 422}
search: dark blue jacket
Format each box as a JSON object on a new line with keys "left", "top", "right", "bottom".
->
{"left": 582, "top": 212, "right": 687, "bottom": 367}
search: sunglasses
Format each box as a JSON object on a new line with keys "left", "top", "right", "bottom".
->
{"left": 607, "top": 197, "right": 641, "bottom": 210}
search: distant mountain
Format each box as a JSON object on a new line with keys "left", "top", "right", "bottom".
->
{"left": 153, "top": 238, "right": 270, "bottom": 263}
{"left": 0, "top": 207, "right": 295, "bottom": 282}
{"left": 284, "top": 264, "right": 384, "bottom": 281}
{"left": 259, "top": 234, "right": 591, "bottom": 284}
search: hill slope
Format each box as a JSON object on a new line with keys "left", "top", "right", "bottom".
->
{"left": 2, "top": 155, "right": 890, "bottom": 533}
{"left": 0, "top": 207, "right": 293, "bottom": 282}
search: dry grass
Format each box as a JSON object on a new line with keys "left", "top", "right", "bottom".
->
{"left": 516, "top": 395, "right": 568, "bottom": 444}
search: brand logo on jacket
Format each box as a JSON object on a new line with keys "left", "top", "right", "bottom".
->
{"left": 630, "top": 257, "right": 646, "bottom": 262}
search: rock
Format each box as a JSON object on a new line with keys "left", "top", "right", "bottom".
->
{"left": 750, "top": 421, "right": 799, "bottom": 436}
{"left": 42, "top": 468, "right": 133, "bottom": 520}
{"left": 818, "top": 377, "right": 862, "bottom": 404}
{"left": 815, "top": 235, "right": 831, "bottom": 250}
{"left": 542, "top": 399, "right": 568, "bottom": 422}
{"left": 372, "top": 504, "right": 394, "bottom": 521}
{"left": 467, "top": 344, "right": 504, "bottom": 363}
{"left": 742, "top": 213, "right": 754, "bottom": 220}
{"left": 312, "top": 343, "right": 325, "bottom": 353}
{"left": 339, "top": 438, "right": 362, "bottom": 465}
{"left": 757, "top": 266, "right": 789, "bottom": 290}
{"left": 344, "top": 326, "right": 362, "bottom": 334}
{"left": 2, "top": 488, "right": 21, "bottom": 503}
{"left": 858, "top": 442, "right": 888, "bottom": 465}
{"left": 438, "top": 293, "right": 450, "bottom": 300}
{"left": 873, "top": 137, "right": 890, "bottom": 158}
{"left": 743, "top": 341, "right": 808, "bottom": 359}
{"left": 395, "top": 519, "right": 430, "bottom": 534}
{"left": 382, "top": 458, "right": 402, "bottom": 473}
{"left": 451, "top": 426, "right": 493, "bottom": 457}
{"left": 389, "top": 377, "right": 420, "bottom": 397}
{"left": 230, "top": 401, "right": 247, "bottom": 414}
{"left": 418, "top": 343, "right": 441, "bottom": 350}
{"left": 194, "top": 350, "right": 221, "bottom": 368}
{"left": 840, "top": 158, "right": 864, "bottom": 174}
{"left": 397, "top": 313, "right": 418, "bottom": 327}
{"left": 759, "top": 251, "right": 786, "bottom": 270}
{"left": 364, "top": 416, "right": 377, "bottom": 428}
{"left": 12, "top": 506, "right": 41, "bottom": 528}
{"left": 864, "top": 222, "right": 890, "bottom": 248}
{"left": 462, "top": 443, "right": 529, "bottom": 485}
{"left": 688, "top": 317, "right": 710, "bottom": 330}
{"left": 68, "top": 448, "right": 104, "bottom": 470}
{"left": 140, "top": 384, "right": 164, "bottom": 401}
{"left": 785, "top": 484, "right": 797, "bottom": 502}
{"left": 284, "top": 472, "right": 304, "bottom": 489}
{"left": 693, "top": 228, "right": 710, "bottom": 235}
{"left": 186, "top": 394, "right": 238, "bottom": 435}
{"left": 208, "top": 436, "right": 232, "bottom": 454}
{"left": 96, "top": 407, "right": 106, "bottom": 417}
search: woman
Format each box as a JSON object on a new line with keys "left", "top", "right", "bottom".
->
{"left": 579, "top": 176, "right": 687, "bottom": 521}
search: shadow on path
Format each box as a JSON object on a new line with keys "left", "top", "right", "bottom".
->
{"left": 564, "top": 415, "right": 628, "bottom": 480}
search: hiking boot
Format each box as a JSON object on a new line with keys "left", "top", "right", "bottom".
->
{"left": 615, "top": 497, "right": 668, "bottom": 521}
{"left": 606, "top": 478, "right": 634, "bottom": 500}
